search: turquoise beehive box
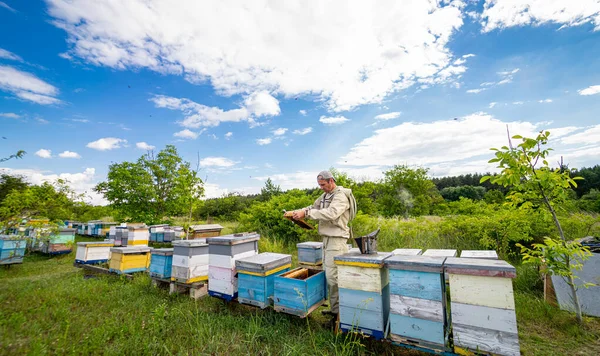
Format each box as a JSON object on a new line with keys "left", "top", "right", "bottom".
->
{"left": 236, "top": 252, "right": 292, "bottom": 308}
{"left": 149, "top": 248, "right": 174, "bottom": 279}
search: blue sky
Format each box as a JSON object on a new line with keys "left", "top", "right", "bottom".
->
{"left": 1, "top": 0, "right": 600, "bottom": 204}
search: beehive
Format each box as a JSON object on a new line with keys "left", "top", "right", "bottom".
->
{"left": 385, "top": 255, "right": 448, "bottom": 349}
{"left": 297, "top": 241, "right": 323, "bottom": 266}
{"left": 75, "top": 241, "right": 114, "bottom": 264}
{"left": 149, "top": 248, "right": 174, "bottom": 279}
{"left": 0, "top": 235, "right": 26, "bottom": 265}
{"left": 422, "top": 249, "right": 457, "bottom": 257}
{"left": 335, "top": 252, "right": 392, "bottom": 339}
{"left": 190, "top": 224, "right": 224, "bottom": 239}
{"left": 127, "top": 226, "right": 149, "bottom": 246}
{"left": 78, "top": 224, "right": 86, "bottom": 235}
{"left": 236, "top": 252, "right": 292, "bottom": 308}
{"left": 208, "top": 233, "right": 259, "bottom": 300}
{"left": 273, "top": 267, "right": 326, "bottom": 317}
{"left": 392, "top": 249, "right": 423, "bottom": 256}
{"left": 171, "top": 240, "right": 209, "bottom": 284}
{"left": 445, "top": 257, "right": 519, "bottom": 356}
{"left": 109, "top": 246, "right": 152, "bottom": 274}
{"left": 149, "top": 224, "right": 169, "bottom": 243}
{"left": 42, "top": 227, "right": 76, "bottom": 255}
{"left": 460, "top": 250, "right": 498, "bottom": 259}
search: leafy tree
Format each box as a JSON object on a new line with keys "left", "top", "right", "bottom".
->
{"left": 440, "top": 185, "right": 486, "bottom": 201}
{"left": 95, "top": 145, "right": 203, "bottom": 224}
{"left": 483, "top": 189, "right": 505, "bottom": 204}
{"left": 571, "top": 165, "right": 600, "bottom": 197}
{"left": 0, "top": 174, "right": 29, "bottom": 203}
{"left": 259, "top": 178, "right": 282, "bottom": 201}
{"left": 482, "top": 131, "right": 592, "bottom": 324}
{"left": 578, "top": 188, "right": 600, "bottom": 213}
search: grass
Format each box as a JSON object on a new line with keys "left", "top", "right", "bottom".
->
{"left": 1, "top": 237, "right": 599, "bottom": 355}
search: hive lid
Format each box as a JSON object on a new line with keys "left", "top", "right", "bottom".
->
{"left": 110, "top": 246, "right": 151, "bottom": 253}
{"left": 460, "top": 250, "right": 498, "bottom": 259}
{"left": 392, "top": 248, "right": 423, "bottom": 256}
{"left": 208, "top": 232, "right": 260, "bottom": 245}
{"left": 236, "top": 252, "right": 292, "bottom": 271}
{"left": 334, "top": 251, "right": 392, "bottom": 266}
{"left": 77, "top": 241, "right": 114, "bottom": 247}
{"left": 151, "top": 248, "right": 174, "bottom": 256}
{"left": 0, "top": 235, "right": 26, "bottom": 241}
{"left": 149, "top": 224, "right": 169, "bottom": 228}
{"left": 385, "top": 255, "right": 446, "bottom": 272}
{"left": 444, "top": 257, "right": 516, "bottom": 278}
{"left": 296, "top": 241, "right": 323, "bottom": 249}
{"left": 422, "top": 249, "right": 457, "bottom": 257}
{"left": 171, "top": 239, "right": 208, "bottom": 248}
{"left": 190, "top": 224, "right": 224, "bottom": 231}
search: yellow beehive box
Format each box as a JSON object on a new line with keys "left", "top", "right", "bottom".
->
{"left": 109, "top": 246, "right": 152, "bottom": 274}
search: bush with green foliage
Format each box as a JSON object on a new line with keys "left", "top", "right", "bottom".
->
{"left": 440, "top": 185, "right": 486, "bottom": 201}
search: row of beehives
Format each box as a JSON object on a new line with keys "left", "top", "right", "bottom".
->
{"left": 74, "top": 221, "right": 224, "bottom": 243}
{"left": 0, "top": 227, "right": 77, "bottom": 265}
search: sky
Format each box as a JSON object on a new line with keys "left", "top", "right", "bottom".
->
{"left": 1, "top": 0, "right": 600, "bottom": 205}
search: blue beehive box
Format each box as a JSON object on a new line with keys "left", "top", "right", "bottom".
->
{"left": 335, "top": 252, "right": 392, "bottom": 339}
{"left": 297, "top": 241, "right": 323, "bottom": 265}
{"left": 149, "top": 248, "right": 173, "bottom": 279}
{"left": 0, "top": 236, "right": 26, "bottom": 265}
{"left": 236, "top": 252, "right": 292, "bottom": 308}
{"left": 274, "top": 266, "right": 326, "bottom": 317}
{"left": 385, "top": 255, "right": 449, "bottom": 350}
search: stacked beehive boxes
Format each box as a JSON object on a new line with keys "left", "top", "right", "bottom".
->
{"left": 0, "top": 235, "right": 27, "bottom": 265}
{"left": 236, "top": 252, "right": 292, "bottom": 308}
{"left": 336, "top": 252, "right": 392, "bottom": 339}
{"left": 149, "top": 248, "right": 173, "bottom": 279}
{"left": 445, "top": 258, "right": 519, "bottom": 356}
{"left": 149, "top": 224, "right": 169, "bottom": 243}
{"left": 109, "top": 246, "right": 152, "bottom": 274}
{"left": 208, "top": 233, "right": 259, "bottom": 300}
{"left": 42, "top": 227, "right": 76, "bottom": 254}
{"left": 75, "top": 241, "right": 114, "bottom": 264}
{"left": 297, "top": 242, "right": 323, "bottom": 270}
{"left": 77, "top": 224, "right": 86, "bottom": 235}
{"left": 127, "top": 226, "right": 149, "bottom": 246}
{"left": 273, "top": 266, "right": 326, "bottom": 317}
{"left": 385, "top": 255, "right": 449, "bottom": 350}
{"left": 171, "top": 240, "right": 209, "bottom": 284}
{"left": 163, "top": 226, "right": 175, "bottom": 243}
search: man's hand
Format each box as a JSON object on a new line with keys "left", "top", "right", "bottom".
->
{"left": 292, "top": 209, "right": 306, "bottom": 219}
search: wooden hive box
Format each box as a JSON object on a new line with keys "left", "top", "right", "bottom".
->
{"left": 208, "top": 233, "right": 259, "bottom": 300}
{"left": 149, "top": 248, "right": 174, "bottom": 279}
{"left": 109, "top": 246, "right": 152, "bottom": 274}
{"left": 297, "top": 242, "right": 323, "bottom": 266}
{"left": 43, "top": 228, "right": 76, "bottom": 255}
{"left": 149, "top": 224, "right": 169, "bottom": 243}
{"left": 127, "top": 226, "right": 149, "bottom": 246}
{"left": 190, "top": 224, "right": 224, "bottom": 239}
{"left": 77, "top": 224, "right": 86, "bottom": 235}
{"left": 75, "top": 241, "right": 114, "bottom": 264}
{"left": 171, "top": 240, "right": 209, "bottom": 283}
{"left": 163, "top": 227, "right": 175, "bottom": 243}
{"left": 0, "top": 236, "right": 27, "bottom": 265}
{"left": 444, "top": 257, "right": 519, "bottom": 356}
{"left": 392, "top": 249, "right": 423, "bottom": 256}
{"left": 385, "top": 255, "right": 449, "bottom": 350}
{"left": 422, "top": 249, "right": 457, "bottom": 257}
{"left": 273, "top": 267, "right": 326, "bottom": 317}
{"left": 236, "top": 252, "right": 292, "bottom": 308}
{"left": 335, "top": 251, "right": 392, "bottom": 339}
{"left": 460, "top": 250, "right": 498, "bottom": 260}
{"left": 100, "top": 222, "right": 117, "bottom": 238}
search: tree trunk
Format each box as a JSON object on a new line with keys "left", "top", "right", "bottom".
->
{"left": 566, "top": 269, "right": 584, "bottom": 324}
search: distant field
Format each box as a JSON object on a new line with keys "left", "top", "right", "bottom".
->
{"left": 0, "top": 235, "right": 599, "bottom": 355}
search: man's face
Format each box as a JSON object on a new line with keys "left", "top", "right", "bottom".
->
{"left": 317, "top": 178, "right": 335, "bottom": 193}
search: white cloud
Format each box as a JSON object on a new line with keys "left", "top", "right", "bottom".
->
{"left": 481, "top": 0, "right": 600, "bottom": 32}
{"left": 244, "top": 91, "right": 280, "bottom": 117}
{"left": 0, "top": 65, "right": 61, "bottom": 105}
{"left": 0, "top": 1, "right": 16, "bottom": 13}
{"left": 86, "top": 137, "right": 127, "bottom": 150}
{"left": 47, "top": 0, "right": 467, "bottom": 112}
{"left": 0, "top": 112, "right": 21, "bottom": 119}
{"left": 561, "top": 125, "right": 600, "bottom": 145}
{"left": 136, "top": 142, "right": 155, "bottom": 150}
{"left": 0, "top": 48, "right": 22, "bottom": 61}
{"left": 200, "top": 157, "right": 238, "bottom": 168}
{"left": 36, "top": 117, "right": 49, "bottom": 124}
{"left": 578, "top": 85, "right": 600, "bottom": 96}
{"left": 299, "top": 110, "right": 307, "bottom": 116}
{"left": 202, "top": 183, "right": 230, "bottom": 199}
{"left": 257, "top": 138, "right": 272, "bottom": 145}
{"left": 374, "top": 112, "right": 401, "bottom": 120}
{"left": 173, "top": 129, "right": 199, "bottom": 139}
{"left": 293, "top": 127, "right": 313, "bottom": 135}
{"left": 225, "top": 132, "right": 233, "bottom": 140}
{"left": 538, "top": 99, "right": 553, "bottom": 103}
{"left": 462, "top": 54, "right": 476, "bottom": 58}
{"left": 58, "top": 150, "right": 81, "bottom": 158}
{"left": 466, "top": 88, "right": 486, "bottom": 94}
{"left": 489, "top": 102, "right": 497, "bottom": 108}
{"left": 272, "top": 128, "right": 288, "bottom": 136}
{"left": 35, "top": 149, "right": 52, "bottom": 159}
{"left": 69, "top": 118, "right": 89, "bottom": 123}
{"left": 512, "top": 101, "right": 524, "bottom": 105}
{"left": 320, "top": 116, "right": 350, "bottom": 125}
{"left": 480, "top": 82, "right": 496, "bottom": 87}
{"left": 497, "top": 68, "right": 520, "bottom": 76}
{"left": 497, "top": 78, "right": 512, "bottom": 85}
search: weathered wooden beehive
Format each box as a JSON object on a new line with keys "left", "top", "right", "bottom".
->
{"left": 385, "top": 255, "right": 449, "bottom": 350}
{"left": 460, "top": 250, "right": 498, "bottom": 259}
{"left": 273, "top": 267, "right": 326, "bottom": 317}
{"left": 422, "top": 249, "right": 457, "bottom": 257}
{"left": 190, "top": 224, "right": 224, "bottom": 240}
{"left": 75, "top": 241, "right": 114, "bottom": 264}
{"left": 236, "top": 252, "right": 292, "bottom": 308}
{"left": 208, "top": 233, "right": 259, "bottom": 301}
{"left": 163, "top": 226, "right": 175, "bottom": 242}
{"left": 0, "top": 235, "right": 27, "bottom": 265}
{"left": 335, "top": 252, "right": 392, "bottom": 339}
{"left": 171, "top": 240, "right": 209, "bottom": 284}
{"left": 109, "top": 246, "right": 152, "bottom": 274}
{"left": 445, "top": 257, "right": 519, "bottom": 356}
{"left": 392, "top": 249, "right": 423, "bottom": 256}
{"left": 42, "top": 227, "right": 76, "bottom": 255}
{"left": 149, "top": 248, "right": 174, "bottom": 279}
{"left": 296, "top": 241, "right": 323, "bottom": 266}
{"left": 127, "top": 226, "right": 149, "bottom": 246}
{"left": 149, "top": 224, "right": 169, "bottom": 243}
